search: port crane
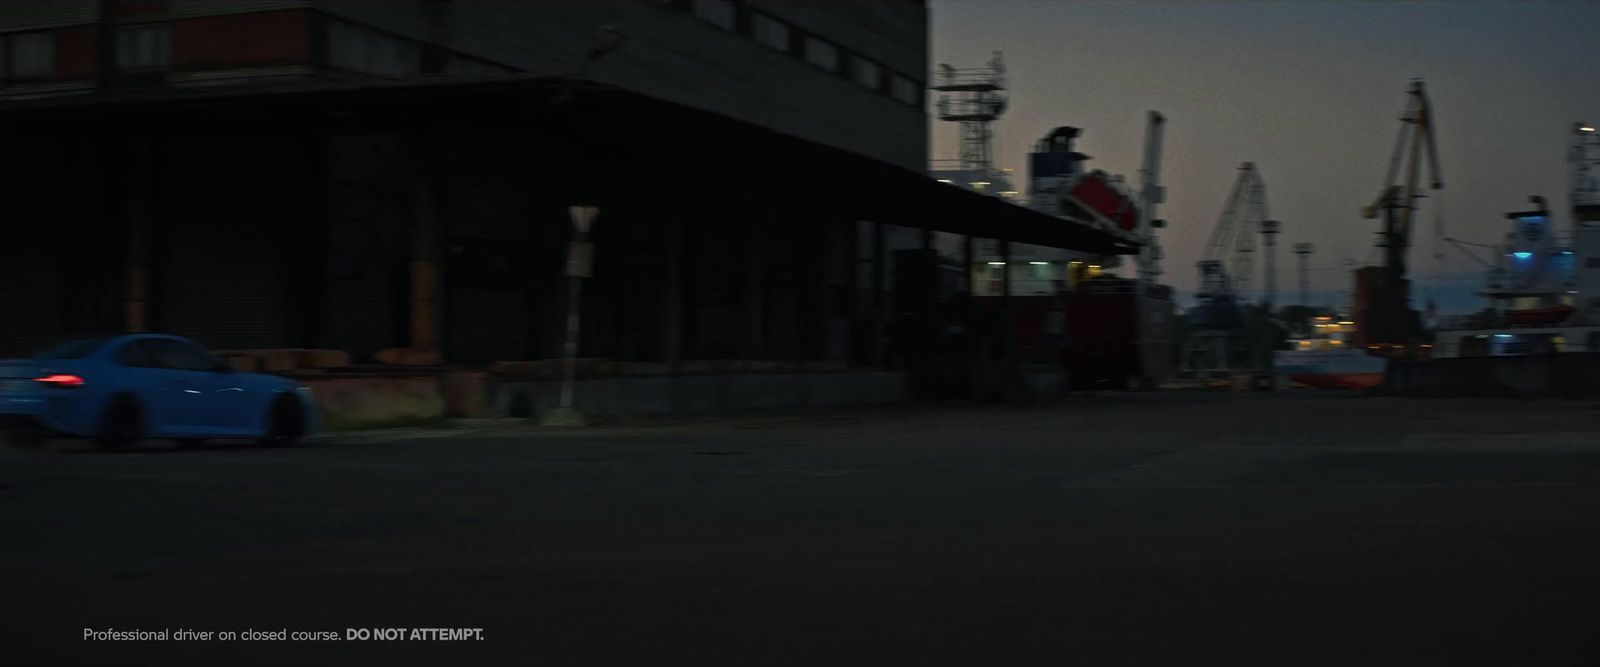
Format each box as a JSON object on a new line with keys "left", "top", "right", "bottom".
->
{"left": 1359, "top": 79, "right": 1442, "bottom": 345}
{"left": 1195, "top": 161, "right": 1271, "bottom": 318}
{"left": 1136, "top": 111, "right": 1166, "bottom": 287}
{"left": 1184, "top": 162, "right": 1275, "bottom": 382}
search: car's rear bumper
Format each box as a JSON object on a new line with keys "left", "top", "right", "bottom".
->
{"left": 0, "top": 395, "right": 50, "bottom": 421}
{"left": 0, "top": 413, "right": 57, "bottom": 436}
{"left": 0, "top": 395, "right": 85, "bottom": 437}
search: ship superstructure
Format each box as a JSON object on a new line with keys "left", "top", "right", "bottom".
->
{"left": 1433, "top": 124, "right": 1600, "bottom": 356}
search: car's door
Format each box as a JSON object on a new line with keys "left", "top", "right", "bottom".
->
{"left": 112, "top": 339, "right": 206, "bottom": 434}
{"left": 146, "top": 339, "right": 239, "bottom": 432}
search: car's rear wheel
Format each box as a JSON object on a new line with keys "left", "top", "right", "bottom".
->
{"left": 260, "top": 396, "right": 305, "bottom": 447}
{"left": 95, "top": 395, "right": 143, "bottom": 451}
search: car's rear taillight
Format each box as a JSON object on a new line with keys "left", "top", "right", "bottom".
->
{"left": 35, "top": 374, "right": 85, "bottom": 388}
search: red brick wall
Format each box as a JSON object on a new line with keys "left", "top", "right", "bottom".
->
{"left": 172, "top": 9, "right": 311, "bottom": 70}
{"left": 55, "top": 25, "right": 98, "bottom": 81}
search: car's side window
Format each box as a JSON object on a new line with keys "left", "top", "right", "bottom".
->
{"left": 178, "top": 341, "right": 224, "bottom": 372}
{"left": 114, "top": 340, "right": 160, "bottom": 368}
{"left": 149, "top": 340, "right": 216, "bottom": 372}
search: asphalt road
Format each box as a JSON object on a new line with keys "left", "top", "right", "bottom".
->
{"left": 5, "top": 393, "right": 1600, "bottom": 666}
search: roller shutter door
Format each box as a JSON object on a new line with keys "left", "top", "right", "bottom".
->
{"left": 0, "top": 143, "right": 69, "bottom": 356}
{"left": 323, "top": 135, "right": 410, "bottom": 360}
{"left": 0, "top": 226, "right": 62, "bottom": 356}
{"left": 158, "top": 139, "right": 288, "bottom": 350}
{"left": 441, "top": 143, "right": 537, "bottom": 363}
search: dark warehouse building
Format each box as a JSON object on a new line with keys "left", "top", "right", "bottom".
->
{"left": 0, "top": 0, "right": 1138, "bottom": 414}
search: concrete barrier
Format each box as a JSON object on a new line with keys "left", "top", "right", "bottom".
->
{"left": 291, "top": 356, "right": 1035, "bottom": 428}
{"left": 443, "top": 371, "right": 487, "bottom": 418}
{"left": 300, "top": 376, "right": 447, "bottom": 431}
{"left": 373, "top": 348, "right": 444, "bottom": 366}
{"left": 1386, "top": 353, "right": 1600, "bottom": 397}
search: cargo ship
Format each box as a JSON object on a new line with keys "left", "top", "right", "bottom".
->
{"left": 1274, "top": 316, "right": 1387, "bottom": 389}
{"left": 1005, "top": 276, "right": 1174, "bottom": 389}
{"left": 1017, "top": 122, "right": 1174, "bottom": 388}
{"left": 935, "top": 117, "right": 1173, "bottom": 390}
{"left": 1432, "top": 193, "right": 1600, "bottom": 357}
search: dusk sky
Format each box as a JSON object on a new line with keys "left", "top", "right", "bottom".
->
{"left": 931, "top": 1, "right": 1600, "bottom": 313}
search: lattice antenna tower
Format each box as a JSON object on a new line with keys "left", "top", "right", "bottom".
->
{"left": 934, "top": 52, "right": 1008, "bottom": 181}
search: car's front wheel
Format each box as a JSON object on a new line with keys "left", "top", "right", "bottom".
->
{"left": 95, "top": 395, "right": 143, "bottom": 451}
{"left": 260, "top": 396, "right": 305, "bottom": 447}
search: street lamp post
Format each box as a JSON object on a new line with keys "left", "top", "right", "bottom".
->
{"left": 541, "top": 205, "right": 598, "bottom": 426}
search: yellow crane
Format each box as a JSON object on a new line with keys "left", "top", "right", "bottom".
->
{"left": 1359, "top": 79, "right": 1442, "bottom": 346}
{"left": 1363, "top": 79, "right": 1442, "bottom": 277}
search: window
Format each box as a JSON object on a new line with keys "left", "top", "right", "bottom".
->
{"left": 114, "top": 24, "right": 171, "bottom": 71}
{"left": 149, "top": 339, "right": 222, "bottom": 372}
{"left": 328, "top": 21, "right": 420, "bottom": 77}
{"left": 115, "top": 340, "right": 160, "bottom": 368}
{"left": 803, "top": 36, "right": 838, "bottom": 73}
{"left": 691, "top": 0, "right": 735, "bottom": 31}
{"left": 890, "top": 73, "right": 920, "bottom": 106}
{"left": 853, "top": 57, "right": 882, "bottom": 91}
{"left": 8, "top": 31, "right": 55, "bottom": 80}
{"left": 116, "top": 339, "right": 222, "bottom": 371}
{"left": 751, "top": 13, "right": 790, "bottom": 52}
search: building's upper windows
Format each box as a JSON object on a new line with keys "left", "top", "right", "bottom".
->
{"left": 751, "top": 13, "right": 790, "bottom": 52}
{"left": 853, "top": 57, "right": 882, "bottom": 91}
{"left": 6, "top": 31, "right": 56, "bottom": 80}
{"left": 328, "top": 21, "right": 420, "bottom": 77}
{"left": 890, "top": 73, "right": 920, "bottom": 107}
{"left": 803, "top": 36, "right": 838, "bottom": 73}
{"left": 113, "top": 24, "right": 171, "bottom": 71}
{"left": 691, "top": 0, "right": 735, "bottom": 31}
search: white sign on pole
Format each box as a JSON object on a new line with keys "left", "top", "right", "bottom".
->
{"left": 569, "top": 206, "right": 599, "bottom": 235}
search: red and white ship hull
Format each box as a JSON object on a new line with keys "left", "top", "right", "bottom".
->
{"left": 1274, "top": 349, "right": 1387, "bottom": 389}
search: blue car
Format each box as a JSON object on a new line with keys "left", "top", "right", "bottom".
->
{"left": 0, "top": 334, "right": 318, "bottom": 450}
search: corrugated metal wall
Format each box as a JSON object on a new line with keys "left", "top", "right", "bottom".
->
{"left": 590, "top": 183, "right": 670, "bottom": 363}
{"left": 440, "top": 134, "right": 542, "bottom": 363}
{"left": 323, "top": 133, "right": 409, "bottom": 360}
{"left": 0, "top": 138, "right": 75, "bottom": 356}
{"left": 0, "top": 215, "right": 63, "bottom": 356}
{"left": 158, "top": 138, "right": 292, "bottom": 350}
